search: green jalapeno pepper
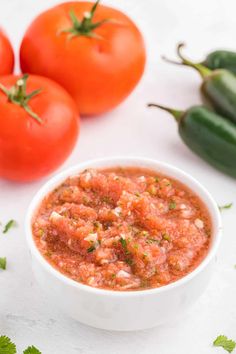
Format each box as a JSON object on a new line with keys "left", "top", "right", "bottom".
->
{"left": 148, "top": 103, "right": 236, "bottom": 178}
{"left": 202, "top": 50, "right": 236, "bottom": 74}
{"left": 164, "top": 43, "right": 236, "bottom": 124}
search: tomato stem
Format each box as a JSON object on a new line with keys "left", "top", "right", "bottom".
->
{"left": 0, "top": 74, "right": 43, "bottom": 124}
{"left": 61, "top": 0, "right": 110, "bottom": 39}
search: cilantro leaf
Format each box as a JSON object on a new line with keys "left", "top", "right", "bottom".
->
{"left": 0, "top": 336, "right": 41, "bottom": 354}
{"left": 3, "top": 220, "right": 16, "bottom": 234}
{"left": 0, "top": 335, "right": 16, "bottom": 354}
{"left": 162, "top": 233, "right": 171, "bottom": 242}
{"left": 0, "top": 257, "right": 6, "bottom": 270}
{"left": 213, "top": 335, "right": 236, "bottom": 353}
{"left": 23, "top": 345, "right": 42, "bottom": 354}
{"left": 146, "top": 238, "right": 160, "bottom": 244}
{"left": 219, "top": 203, "right": 233, "bottom": 212}
{"left": 119, "top": 237, "right": 130, "bottom": 255}
{"left": 87, "top": 245, "right": 96, "bottom": 253}
{"left": 120, "top": 237, "right": 127, "bottom": 249}
{"left": 169, "top": 201, "right": 176, "bottom": 210}
{"left": 119, "top": 237, "right": 133, "bottom": 265}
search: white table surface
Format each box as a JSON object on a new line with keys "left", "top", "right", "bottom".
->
{"left": 1, "top": 0, "right": 236, "bottom": 353}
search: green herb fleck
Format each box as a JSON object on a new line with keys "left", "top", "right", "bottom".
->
{"left": 0, "top": 336, "right": 16, "bottom": 354}
{"left": 111, "top": 273, "right": 116, "bottom": 279}
{"left": 155, "top": 177, "right": 159, "bottom": 183}
{"left": 140, "top": 279, "right": 149, "bottom": 288}
{"left": 82, "top": 196, "right": 89, "bottom": 205}
{"left": 162, "top": 233, "right": 171, "bottom": 242}
{"left": 148, "top": 185, "right": 157, "bottom": 195}
{"left": 0, "top": 257, "right": 7, "bottom": 270}
{"left": 169, "top": 201, "right": 176, "bottom": 210}
{"left": 119, "top": 238, "right": 129, "bottom": 254}
{"left": 87, "top": 245, "right": 96, "bottom": 253}
{"left": 219, "top": 203, "right": 233, "bottom": 212}
{"left": 38, "top": 229, "right": 44, "bottom": 237}
{"left": 93, "top": 221, "right": 100, "bottom": 229}
{"left": 213, "top": 335, "right": 236, "bottom": 353}
{"left": 135, "top": 192, "right": 141, "bottom": 197}
{"left": 101, "top": 196, "right": 112, "bottom": 204}
{"left": 120, "top": 238, "right": 133, "bottom": 264}
{"left": 125, "top": 258, "right": 133, "bottom": 266}
{"left": 120, "top": 237, "right": 127, "bottom": 248}
{"left": 146, "top": 239, "right": 153, "bottom": 244}
{"left": 44, "top": 251, "right": 52, "bottom": 258}
{"left": 146, "top": 238, "right": 160, "bottom": 244}
{"left": 3, "top": 219, "right": 16, "bottom": 234}
{"left": 23, "top": 345, "right": 42, "bottom": 354}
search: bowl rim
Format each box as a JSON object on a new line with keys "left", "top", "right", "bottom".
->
{"left": 25, "top": 156, "right": 222, "bottom": 298}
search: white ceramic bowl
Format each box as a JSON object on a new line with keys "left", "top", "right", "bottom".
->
{"left": 25, "top": 157, "right": 222, "bottom": 331}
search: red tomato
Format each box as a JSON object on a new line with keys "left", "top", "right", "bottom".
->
{"left": 0, "top": 75, "right": 79, "bottom": 182}
{"left": 0, "top": 29, "right": 14, "bottom": 75}
{"left": 20, "top": 1, "right": 146, "bottom": 115}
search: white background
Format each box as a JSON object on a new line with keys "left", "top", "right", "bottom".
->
{"left": 1, "top": 0, "right": 236, "bottom": 353}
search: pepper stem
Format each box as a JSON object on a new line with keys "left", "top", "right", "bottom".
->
{"left": 61, "top": 0, "right": 110, "bottom": 39}
{"left": 163, "top": 43, "right": 212, "bottom": 79}
{"left": 147, "top": 103, "right": 183, "bottom": 122}
{"left": 177, "top": 43, "right": 212, "bottom": 78}
{"left": 0, "top": 74, "right": 43, "bottom": 124}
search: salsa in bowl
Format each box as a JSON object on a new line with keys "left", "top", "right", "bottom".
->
{"left": 32, "top": 167, "right": 212, "bottom": 291}
{"left": 25, "top": 157, "right": 221, "bottom": 330}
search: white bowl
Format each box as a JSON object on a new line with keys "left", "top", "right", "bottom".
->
{"left": 25, "top": 157, "right": 222, "bottom": 331}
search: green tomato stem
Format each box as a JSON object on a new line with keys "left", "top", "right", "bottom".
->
{"left": 61, "top": 0, "right": 110, "bottom": 39}
{"left": 0, "top": 74, "right": 43, "bottom": 124}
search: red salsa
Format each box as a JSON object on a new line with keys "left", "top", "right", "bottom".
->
{"left": 32, "top": 167, "right": 212, "bottom": 291}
